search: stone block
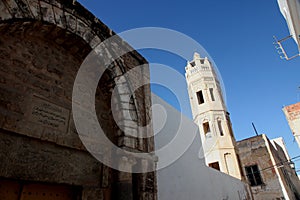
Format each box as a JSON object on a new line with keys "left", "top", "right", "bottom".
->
{"left": 89, "top": 35, "right": 102, "bottom": 49}
{"left": 2, "top": 0, "right": 23, "bottom": 18}
{"left": 65, "top": 11, "right": 77, "bottom": 32}
{"left": 82, "top": 187, "right": 104, "bottom": 200}
{"left": 76, "top": 18, "right": 89, "bottom": 38}
{"left": 52, "top": 6, "right": 67, "bottom": 29}
{"left": 82, "top": 30, "right": 95, "bottom": 45}
{"left": 0, "top": 1, "right": 12, "bottom": 20}
{"left": 27, "top": 0, "right": 42, "bottom": 20}
{"left": 40, "top": 1, "right": 55, "bottom": 24}
{"left": 122, "top": 126, "right": 138, "bottom": 138}
{"left": 118, "top": 136, "right": 138, "bottom": 149}
{"left": 46, "top": 0, "right": 62, "bottom": 8}
{"left": 14, "top": 0, "right": 32, "bottom": 18}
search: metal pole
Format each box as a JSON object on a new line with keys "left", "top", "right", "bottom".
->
{"left": 252, "top": 122, "right": 259, "bottom": 136}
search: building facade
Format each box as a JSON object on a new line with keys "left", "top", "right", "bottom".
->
{"left": 283, "top": 102, "right": 300, "bottom": 148}
{"left": 0, "top": 0, "right": 156, "bottom": 199}
{"left": 185, "top": 53, "right": 300, "bottom": 200}
{"left": 185, "top": 52, "right": 242, "bottom": 180}
{"left": 277, "top": 0, "right": 300, "bottom": 50}
{"left": 275, "top": 0, "right": 300, "bottom": 60}
{"left": 237, "top": 134, "right": 300, "bottom": 200}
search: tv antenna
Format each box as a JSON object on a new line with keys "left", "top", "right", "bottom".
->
{"left": 273, "top": 35, "right": 300, "bottom": 61}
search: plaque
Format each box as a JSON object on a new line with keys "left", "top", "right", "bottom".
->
{"left": 28, "top": 95, "right": 70, "bottom": 132}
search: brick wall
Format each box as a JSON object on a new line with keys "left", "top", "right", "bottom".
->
{"left": 237, "top": 135, "right": 284, "bottom": 200}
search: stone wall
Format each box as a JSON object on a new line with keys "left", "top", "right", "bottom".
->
{"left": 269, "top": 139, "right": 300, "bottom": 199}
{"left": 0, "top": 22, "right": 88, "bottom": 149}
{"left": 237, "top": 135, "right": 293, "bottom": 200}
{"left": 283, "top": 102, "right": 300, "bottom": 148}
{"left": 0, "top": 0, "right": 156, "bottom": 199}
{"left": 0, "top": 129, "right": 102, "bottom": 187}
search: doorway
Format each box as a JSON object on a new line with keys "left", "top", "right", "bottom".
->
{"left": 0, "top": 179, "right": 81, "bottom": 200}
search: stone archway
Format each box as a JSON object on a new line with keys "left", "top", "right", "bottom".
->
{"left": 0, "top": 0, "right": 156, "bottom": 199}
{"left": 0, "top": 19, "right": 113, "bottom": 199}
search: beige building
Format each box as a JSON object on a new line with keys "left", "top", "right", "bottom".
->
{"left": 185, "top": 53, "right": 242, "bottom": 180}
{"left": 283, "top": 102, "right": 300, "bottom": 148}
{"left": 237, "top": 134, "right": 300, "bottom": 200}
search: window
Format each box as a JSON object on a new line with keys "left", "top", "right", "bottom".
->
{"left": 209, "top": 88, "right": 215, "bottom": 101}
{"left": 217, "top": 120, "right": 224, "bottom": 136}
{"left": 203, "top": 122, "right": 210, "bottom": 135}
{"left": 245, "top": 165, "right": 263, "bottom": 186}
{"left": 196, "top": 90, "right": 204, "bottom": 104}
{"left": 209, "top": 162, "right": 220, "bottom": 171}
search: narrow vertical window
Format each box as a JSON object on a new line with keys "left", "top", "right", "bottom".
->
{"left": 203, "top": 122, "right": 211, "bottom": 137}
{"left": 218, "top": 120, "right": 224, "bottom": 136}
{"left": 196, "top": 90, "right": 204, "bottom": 104}
{"left": 209, "top": 88, "right": 215, "bottom": 101}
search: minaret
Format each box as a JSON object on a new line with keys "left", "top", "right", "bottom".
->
{"left": 185, "top": 52, "right": 242, "bottom": 180}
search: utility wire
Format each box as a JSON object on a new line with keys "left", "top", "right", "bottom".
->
{"left": 247, "top": 155, "right": 300, "bottom": 175}
{"left": 260, "top": 155, "right": 300, "bottom": 173}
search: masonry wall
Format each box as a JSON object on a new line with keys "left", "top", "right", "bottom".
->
{"left": 270, "top": 140, "right": 300, "bottom": 199}
{"left": 0, "top": 0, "right": 156, "bottom": 199}
{"left": 237, "top": 135, "right": 291, "bottom": 200}
{"left": 283, "top": 102, "right": 300, "bottom": 148}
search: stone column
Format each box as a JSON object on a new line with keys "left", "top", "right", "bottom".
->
{"left": 114, "top": 156, "right": 137, "bottom": 200}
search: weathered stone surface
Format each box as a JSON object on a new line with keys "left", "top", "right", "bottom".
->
{"left": 0, "top": 27, "right": 85, "bottom": 149}
{"left": 237, "top": 135, "right": 300, "bottom": 200}
{"left": 40, "top": 1, "right": 55, "bottom": 23}
{"left": 0, "top": 0, "right": 156, "bottom": 199}
{"left": 0, "top": 1, "right": 12, "bottom": 20}
{"left": 0, "top": 130, "right": 102, "bottom": 187}
{"left": 14, "top": 0, "right": 32, "bottom": 18}
{"left": 27, "top": 0, "right": 42, "bottom": 19}
{"left": 27, "top": 95, "right": 70, "bottom": 132}
{"left": 1, "top": 0, "right": 23, "bottom": 18}
{"left": 82, "top": 187, "right": 104, "bottom": 200}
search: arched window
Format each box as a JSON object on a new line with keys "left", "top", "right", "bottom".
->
{"left": 203, "top": 121, "right": 212, "bottom": 138}
{"left": 217, "top": 119, "right": 224, "bottom": 136}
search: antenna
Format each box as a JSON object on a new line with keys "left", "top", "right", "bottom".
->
{"left": 273, "top": 35, "right": 300, "bottom": 60}
{"left": 252, "top": 122, "right": 259, "bottom": 136}
{"left": 297, "top": 86, "right": 300, "bottom": 102}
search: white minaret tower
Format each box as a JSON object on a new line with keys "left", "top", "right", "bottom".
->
{"left": 185, "top": 52, "right": 242, "bottom": 180}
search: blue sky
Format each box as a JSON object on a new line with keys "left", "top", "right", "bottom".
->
{"left": 78, "top": 0, "right": 300, "bottom": 170}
